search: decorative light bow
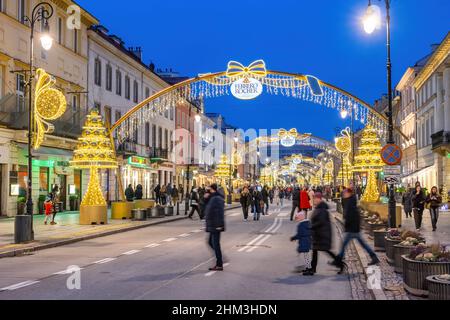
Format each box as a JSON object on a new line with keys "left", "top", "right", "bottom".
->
{"left": 335, "top": 127, "right": 352, "bottom": 154}
{"left": 33, "top": 68, "right": 67, "bottom": 149}
{"left": 226, "top": 60, "right": 267, "bottom": 79}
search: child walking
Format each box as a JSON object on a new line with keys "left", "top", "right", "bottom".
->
{"left": 44, "top": 196, "right": 54, "bottom": 225}
{"left": 290, "top": 211, "right": 313, "bottom": 276}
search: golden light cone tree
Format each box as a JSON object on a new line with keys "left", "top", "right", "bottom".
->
{"left": 335, "top": 127, "right": 353, "bottom": 187}
{"left": 70, "top": 109, "right": 118, "bottom": 224}
{"left": 353, "top": 126, "right": 384, "bottom": 203}
{"left": 214, "top": 154, "right": 231, "bottom": 189}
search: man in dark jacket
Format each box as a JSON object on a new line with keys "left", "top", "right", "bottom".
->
{"left": 290, "top": 187, "right": 301, "bottom": 221}
{"left": 336, "top": 188, "right": 379, "bottom": 266}
{"left": 125, "top": 184, "right": 134, "bottom": 202}
{"left": 154, "top": 184, "right": 161, "bottom": 204}
{"left": 261, "top": 186, "right": 270, "bottom": 215}
{"left": 204, "top": 184, "right": 225, "bottom": 271}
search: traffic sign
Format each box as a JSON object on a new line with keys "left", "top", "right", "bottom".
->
{"left": 381, "top": 144, "right": 403, "bottom": 166}
{"left": 384, "top": 176, "right": 401, "bottom": 185}
{"left": 384, "top": 165, "right": 401, "bottom": 176}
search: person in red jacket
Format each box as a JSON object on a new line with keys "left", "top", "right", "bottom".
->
{"left": 300, "top": 187, "right": 311, "bottom": 217}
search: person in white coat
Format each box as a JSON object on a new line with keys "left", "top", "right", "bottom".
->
{"left": 308, "top": 188, "right": 315, "bottom": 209}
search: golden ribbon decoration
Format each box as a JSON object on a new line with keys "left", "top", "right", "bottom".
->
{"left": 278, "top": 128, "right": 298, "bottom": 139}
{"left": 33, "top": 68, "right": 67, "bottom": 149}
{"left": 335, "top": 127, "right": 352, "bottom": 154}
{"left": 226, "top": 60, "right": 267, "bottom": 78}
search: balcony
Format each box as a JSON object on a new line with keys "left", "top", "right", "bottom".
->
{"left": 149, "top": 147, "right": 169, "bottom": 162}
{"left": 117, "top": 140, "right": 138, "bottom": 155}
{"left": 431, "top": 130, "right": 450, "bottom": 156}
{"left": 0, "top": 94, "right": 87, "bottom": 139}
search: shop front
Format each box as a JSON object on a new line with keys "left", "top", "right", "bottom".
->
{"left": 122, "top": 156, "right": 158, "bottom": 199}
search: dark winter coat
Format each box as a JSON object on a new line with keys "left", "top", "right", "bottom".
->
{"left": 343, "top": 195, "right": 360, "bottom": 233}
{"left": 190, "top": 191, "right": 200, "bottom": 207}
{"left": 135, "top": 185, "right": 143, "bottom": 200}
{"left": 310, "top": 201, "right": 332, "bottom": 251}
{"left": 205, "top": 192, "right": 225, "bottom": 233}
{"left": 240, "top": 192, "right": 252, "bottom": 207}
{"left": 292, "top": 188, "right": 300, "bottom": 202}
{"left": 402, "top": 191, "right": 413, "bottom": 213}
{"left": 412, "top": 190, "right": 426, "bottom": 211}
{"left": 426, "top": 193, "right": 442, "bottom": 208}
{"left": 125, "top": 186, "right": 134, "bottom": 202}
{"left": 291, "top": 220, "right": 312, "bottom": 253}
{"left": 262, "top": 188, "right": 269, "bottom": 203}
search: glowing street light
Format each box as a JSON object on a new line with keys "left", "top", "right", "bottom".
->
{"left": 363, "top": 3, "right": 381, "bottom": 34}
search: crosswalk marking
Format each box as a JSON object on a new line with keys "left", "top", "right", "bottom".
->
{"left": 163, "top": 238, "right": 177, "bottom": 242}
{"left": 0, "top": 280, "right": 40, "bottom": 291}
{"left": 145, "top": 243, "right": 160, "bottom": 248}
{"left": 93, "top": 258, "right": 116, "bottom": 264}
{"left": 122, "top": 250, "right": 141, "bottom": 255}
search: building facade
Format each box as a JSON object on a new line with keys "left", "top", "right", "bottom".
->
{"left": 0, "top": 0, "right": 98, "bottom": 216}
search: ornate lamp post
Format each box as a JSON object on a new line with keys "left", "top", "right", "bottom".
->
{"left": 16, "top": 2, "right": 54, "bottom": 243}
{"left": 362, "top": 0, "right": 397, "bottom": 227}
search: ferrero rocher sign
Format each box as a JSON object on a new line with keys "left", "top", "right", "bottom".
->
{"left": 230, "top": 77, "right": 263, "bottom": 100}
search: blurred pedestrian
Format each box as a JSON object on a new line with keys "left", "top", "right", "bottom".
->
{"left": 135, "top": 184, "right": 143, "bottom": 200}
{"left": 290, "top": 187, "right": 301, "bottom": 221}
{"left": 240, "top": 186, "right": 252, "bottom": 221}
{"left": 300, "top": 187, "right": 311, "bottom": 217}
{"left": 290, "top": 211, "right": 312, "bottom": 276}
{"left": 188, "top": 187, "right": 202, "bottom": 219}
{"left": 262, "top": 186, "right": 270, "bottom": 215}
{"left": 43, "top": 195, "right": 54, "bottom": 225}
{"left": 412, "top": 185, "right": 426, "bottom": 231}
{"left": 154, "top": 184, "right": 161, "bottom": 204}
{"left": 402, "top": 187, "right": 413, "bottom": 218}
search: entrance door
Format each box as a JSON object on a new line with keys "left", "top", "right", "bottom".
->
{"left": 59, "top": 175, "right": 67, "bottom": 211}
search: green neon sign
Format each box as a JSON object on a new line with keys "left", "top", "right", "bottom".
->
{"left": 32, "top": 160, "right": 55, "bottom": 167}
{"left": 128, "top": 156, "right": 150, "bottom": 168}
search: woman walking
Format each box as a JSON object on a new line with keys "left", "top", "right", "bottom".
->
{"left": 300, "top": 187, "right": 311, "bottom": 217}
{"left": 310, "top": 193, "right": 340, "bottom": 275}
{"left": 426, "top": 186, "right": 442, "bottom": 232}
{"left": 240, "top": 187, "right": 252, "bottom": 221}
{"left": 188, "top": 188, "right": 202, "bottom": 219}
{"left": 402, "top": 188, "right": 413, "bottom": 218}
{"left": 411, "top": 185, "right": 426, "bottom": 231}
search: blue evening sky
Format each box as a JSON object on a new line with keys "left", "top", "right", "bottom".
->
{"left": 76, "top": 0, "right": 450, "bottom": 140}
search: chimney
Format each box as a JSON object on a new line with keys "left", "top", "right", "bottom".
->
{"left": 149, "top": 62, "right": 155, "bottom": 72}
{"left": 128, "top": 47, "right": 142, "bottom": 60}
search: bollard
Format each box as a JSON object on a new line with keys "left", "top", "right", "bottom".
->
{"left": 176, "top": 202, "right": 180, "bottom": 215}
{"left": 15, "top": 215, "right": 33, "bottom": 244}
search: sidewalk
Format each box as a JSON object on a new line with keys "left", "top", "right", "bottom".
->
{"left": 0, "top": 204, "right": 240, "bottom": 259}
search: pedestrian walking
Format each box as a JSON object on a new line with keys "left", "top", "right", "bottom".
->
{"left": 171, "top": 185, "right": 179, "bottom": 205}
{"left": 426, "top": 186, "right": 442, "bottom": 232}
{"left": 402, "top": 187, "right": 413, "bottom": 218}
{"left": 204, "top": 184, "right": 225, "bottom": 271}
{"left": 308, "top": 187, "right": 315, "bottom": 209}
{"left": 279, "top": 188, "right": 285, "bottom": 207}
{"left": 166, "top": 183, "right": 173, "bottom": 206}
{"left": 310, "top": 192, "right": 341, "bottom": 275}
{"left": 43, "top": 195, "right": 54, "bottom": 225}
{"left": 335, "top": 188, "right": 379, "bottom": 268}
{"left": 300, "top": 187, "right": 311, "bottom": 217}
{"left": 290, "top": 187, "right": 301, "bottom": 221}
{"left": 290, "top": 211, "right": 313, "bottom": 276}
{"left": 269, "top": 188, "right": 274, "bottom": 204}
{"left": 161, "top": 185, "right": 167, "bottom": 205}
{"left": 240, "top": 187, "right": 252, "bottom": 221}
{"left": 154, "top": 184, "right": 161, "bottom": 204}
{"left": 188, "top": 188, "right": 202, "bottom": 219}
{"left": 412, "top": 185, "right": 426, "bottom": 231}
{"left": 262, "top": 186, "right": 270, "bottom": 215}
{"left": 252, "top": 187, "right": 263, "bottom": 221}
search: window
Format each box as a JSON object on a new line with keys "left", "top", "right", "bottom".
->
{"left": 58, "top": 17, "right": 63, "bottom": 44}
{"left": 133, "top": 123, "right": 138, "bottom": 143}
{"left": 170, "top": 106, "right": 174, "bottom": 121}
{"left": 158, "top": 127, "right": 162, "bottom": 148}
{"left": 72, "top": 95, "right": 79, "bottom": 125}
{"left": 0, "top": 0, "right": 4, "bottom": 12}
{"left": 73, "top": 29, "right": 79, "bottom": 53}
{"left": 125, "top": 76, "right": 130, "bottom": 100}
{"left": 145, "top": 87, "right": 150, "bottom": 107}
{"left": 164, "top": 108, "right": 168, "bottom": 119}
{"left": 39, "top": 167, "right": 49, "bottom": 192}
{"left": 152, "top": 125, "right": 156, "bottom": 148}
{"left": 94, "top": 58, "right": 101, "bottom": 87}
{"left": 106, "top": 64, "right": 112, "bottom": 91}
{"left": 165, "top": 129, "right": 168, "bottom": 150}
{"left": 145, "top": 123, "right": 150, "bottom": 147}
{"left": 18, "top": 0, "right": 25, "bottom": 23}
{"left": 115, "top": 111, "right": 121, "bottom": 122}
{"left": 133, "top": 80, "right": 138, "bottom": 103}
{"left": 116, "top": 70, "right": 122, "bottom": 96}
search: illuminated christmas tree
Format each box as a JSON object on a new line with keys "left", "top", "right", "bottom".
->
{"left": 337, "top": 155, "right": 353, "bottom": 187}
{"left": 71, "top": 109, "right": 118, "bottom": 209}
{"left": 214, "top": 154, "right": 231, "bottom": 186}
{"left": 353, "top": 126, "right": 384, "bottom": 203}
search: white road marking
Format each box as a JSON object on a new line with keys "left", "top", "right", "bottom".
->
{"left": 191, "top": 229, "right": 203, "bottom": 233}
{"left": 238, "top": 219, "right": 280, "bottom": 252}
{"left": 93, "top": 258, "right": 117, "bottom": 264}
{"left": 205, "top": 263, "right": 230, "bottom": 277}
{"left": 277, "top": 210, "right": 290, "bottom": 217}
{"left": 53, "top": 268, "right": 84, "bottom": 275}
{"left": 145, "top": 243, "right": 161, "bottom": 248}
{"left": 246, "top": 218, "right": 283, "bottom": 252}
{"left": 1, "top": 280, "right": 40, "bottom": 291}
{"left": 178, "top": 233, "right": 191, "bottom": 237}
{"left": 122, "top": 250, "right": 141, "bottom": 255}
{"left": 163, "top": 238, "right": 177, "bottom": 242}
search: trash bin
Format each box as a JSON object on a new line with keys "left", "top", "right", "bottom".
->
{"left": 131, "top": 209, "right": 146, "bottom": 221}
{"left": 15, "top": 215, "right": 33, "bottom": 244}
{"left": 148, "top": 206, "right": 165, "bottom": 218}
{"left": 165, "top": 206, "right": 174, "bottom": 216}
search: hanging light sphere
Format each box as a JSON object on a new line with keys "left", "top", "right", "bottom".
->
{"left": 340, "top": 109, "right": 348, "bottom": 119}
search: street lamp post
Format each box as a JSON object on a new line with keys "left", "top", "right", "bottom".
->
{"left": 362, "top": 0, "right": 396, "bottom": 228}
{"left": 16, "top": 2, "right": 54, "bottom": 243}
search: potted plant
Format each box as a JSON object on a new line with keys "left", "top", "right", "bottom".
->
{"left": 17, "top": 196, "right": 26, "bottom": 215}
{"left": 38, "top": 195, "right": 47, "bottom": 215}
{"left": 69, "top": 195, "right": 80, "bottom": 211}
{"left": 427, "top": 274, "right": 450, "bottom": 300}
{"left": 402, "top": 244, "right": 450, "bottom": 297}
{"left": 393, "top": 232, "right": 426, "bottom": 273}
{"left": 385, "top": 228, "right": 403, "bottom": 264}
{"left": 367, "top": 215, "right": 387, "bottom": 237}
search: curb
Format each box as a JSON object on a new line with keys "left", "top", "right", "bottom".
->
{"left": 0, "top": 205, "right": 240, "bottom": 259}
{"left": 334, "top": 213, "right": 388, "bottom": 300}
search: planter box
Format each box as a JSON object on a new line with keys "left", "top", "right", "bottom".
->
{"left": 385, "top": 237, "right": 402, "bottom": 264}
{"left": 111, "top": 202, "right": 133, "bottom": 220}
{"left": 368, "top": 223, "right": 387, "bottom": 237}
{"left": 165, "top": 206, "right": 174, "bottom": 216}
{"left": 80, "top": 205, "right": 107, "bottom": 225}
{"left": 148, "top": 206, "right": 165, "bottom": 218}
{"left": 393, "top": 245, "right": 414, "bottom": 273}
{"left": 426, "top": 276, "right": 450, "bottom": 300}
{"left": 373, "top": 229, "right": 387, "bottom": 251}
{"left": 402, "top": 255, "right": 450, "bottom": 297}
